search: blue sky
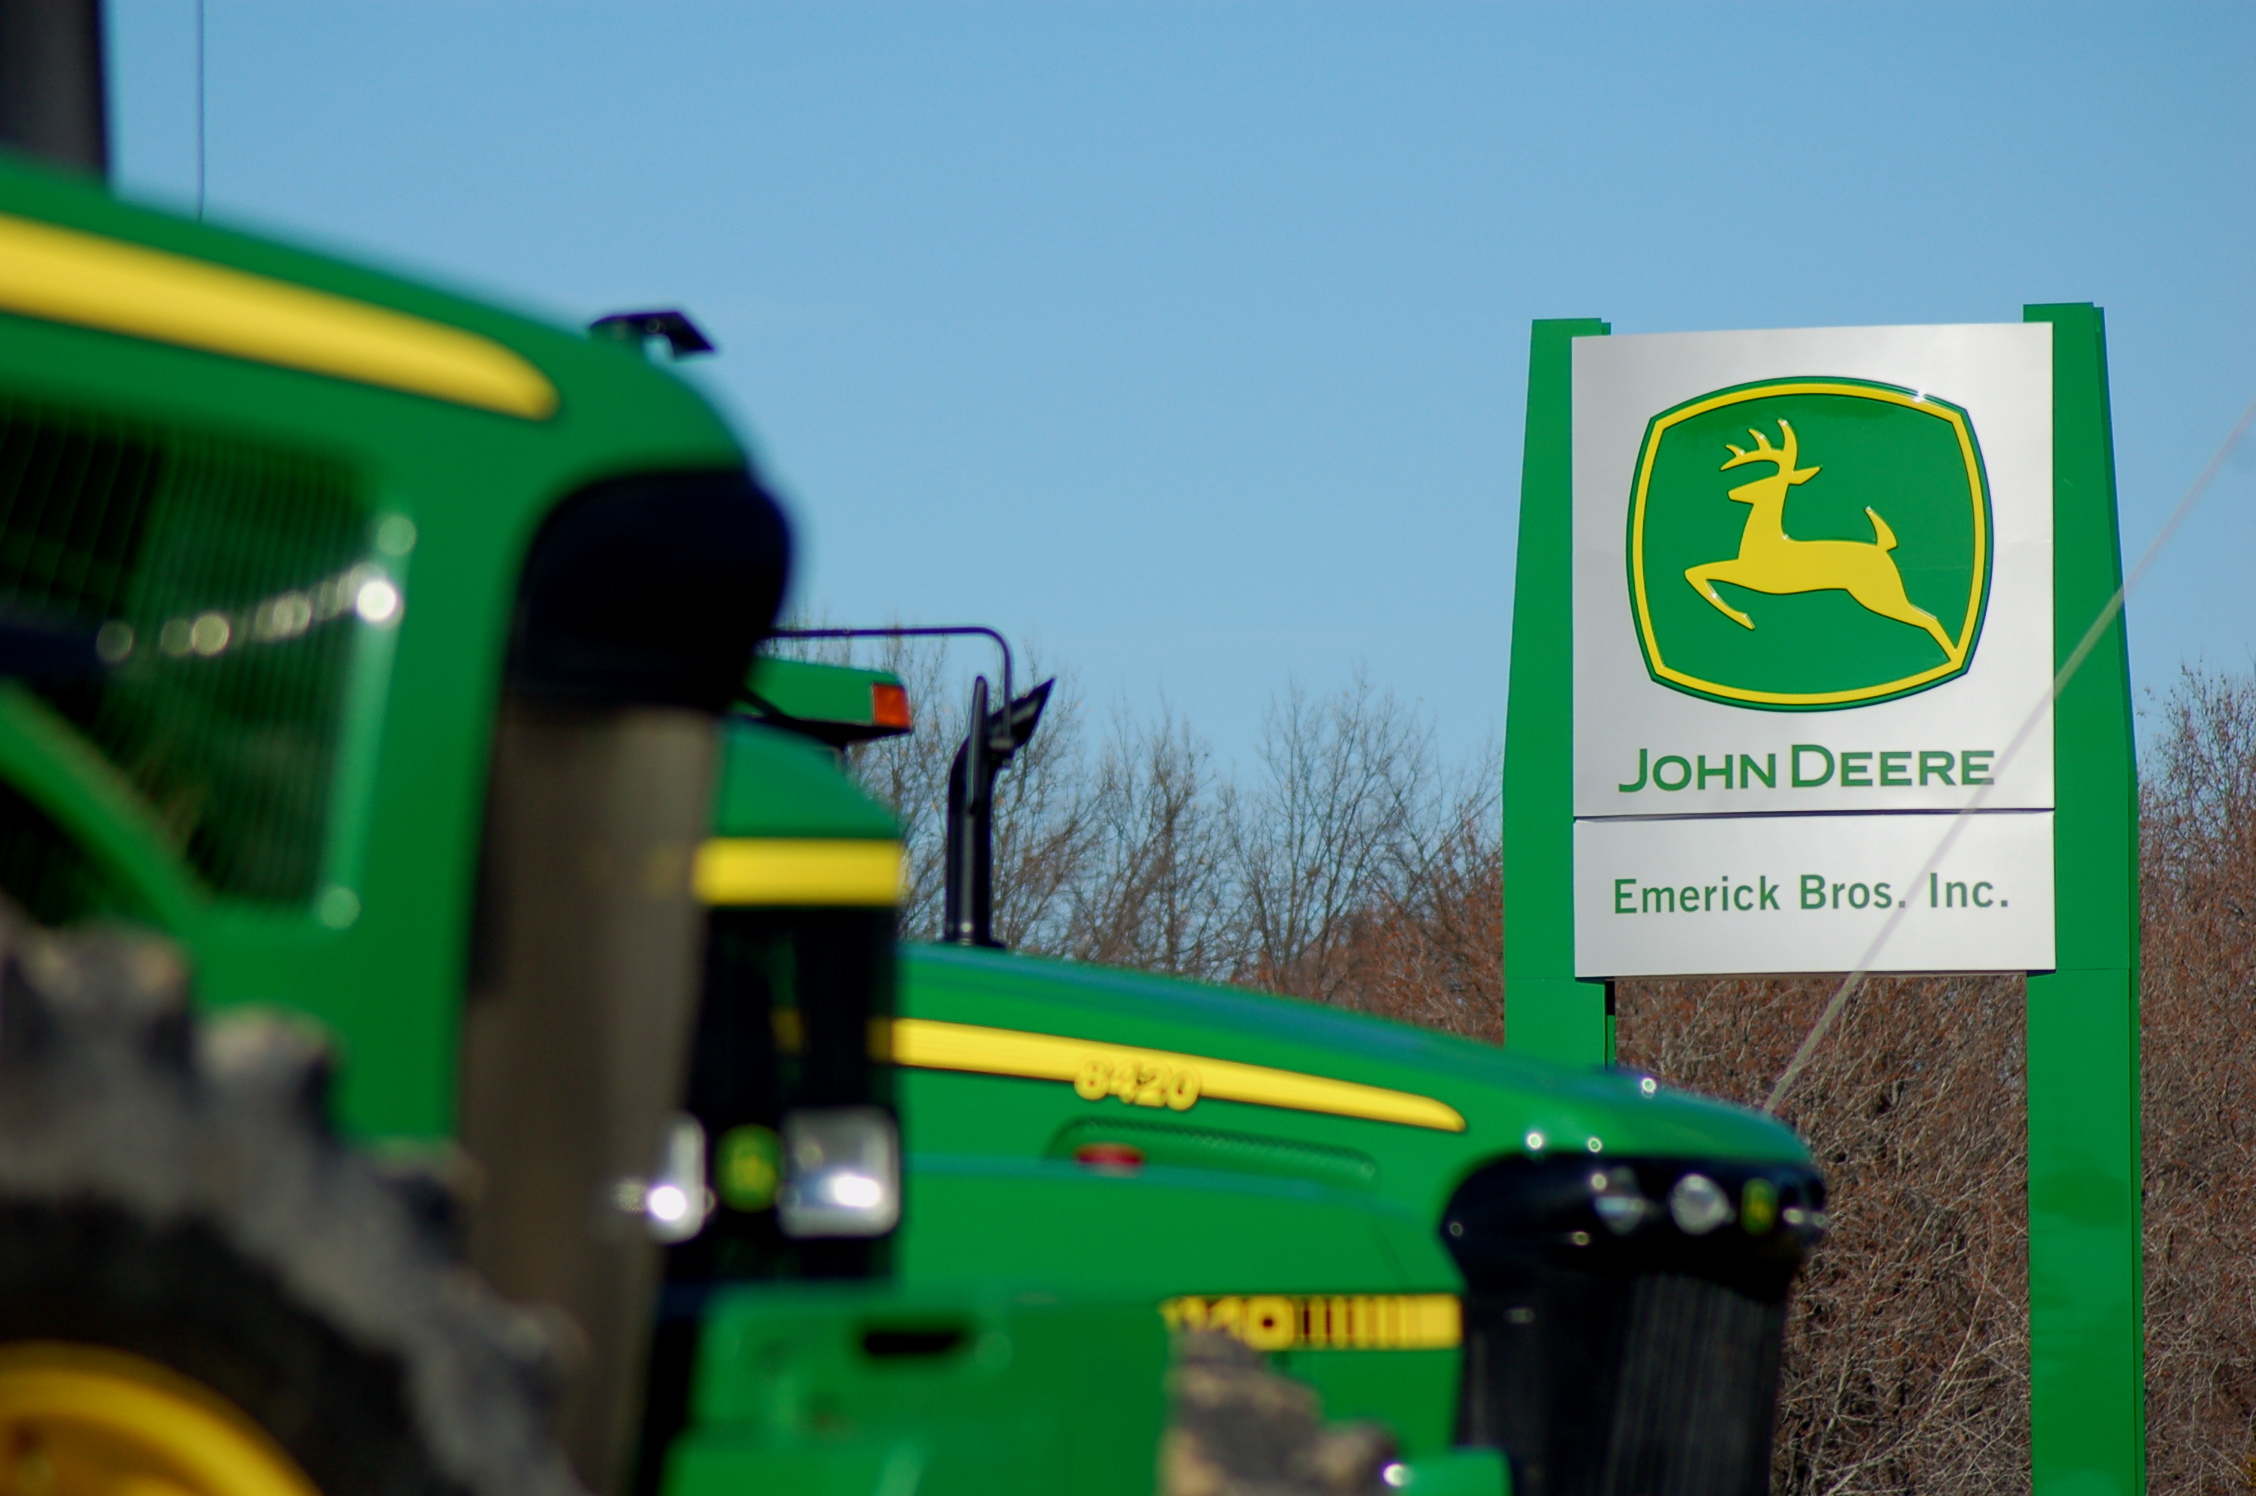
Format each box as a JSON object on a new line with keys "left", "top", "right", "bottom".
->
{"left": 108, "top": 2, "right": 2254, "bottom": 770}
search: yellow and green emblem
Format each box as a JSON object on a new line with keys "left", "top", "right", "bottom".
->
{"left": 1626, "top": 377, "right": 1992, "bottom": 709}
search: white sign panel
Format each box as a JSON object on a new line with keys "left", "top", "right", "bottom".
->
{"left": 1574, "top": 812, "right": 2055, "bottom": 978}
{"left": 1570, "top": 323, "right": 2056, "bottom": 977}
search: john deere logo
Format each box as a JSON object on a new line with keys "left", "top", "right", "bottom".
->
{"left": 1626, "top": 377, "right": 1991, "bottom": 710}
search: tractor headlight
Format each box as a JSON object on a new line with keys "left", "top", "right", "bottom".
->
{"left": 779, "top": 1107, "right": 901, "bottom": 1238}
{"left": 616, "top": 1112, "right": 715, "bottom": 1243}
{"left": 1668, "top": 1173, "right": 1736, "bottom": 1236}
{"left": 1591, "top": 1166, "right": 1654, "bottom": 1236}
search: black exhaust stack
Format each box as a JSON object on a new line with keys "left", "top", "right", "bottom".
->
{"left": 0, "top": 0, "right": 109, "bottom": 176}
{"left": 943, "top": 676, "right": 1052, "bottom": 948}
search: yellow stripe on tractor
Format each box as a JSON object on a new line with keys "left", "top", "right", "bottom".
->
{"left": 0, "top": 212, "right": 557, "bottom": 418}
{"left": 890, "top": 1017, "right": 1466, "bottom": 1132}
{"left": 694, "top": 837, "right": 904, "bottom": 907}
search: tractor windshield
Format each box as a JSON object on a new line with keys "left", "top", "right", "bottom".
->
{"left": 0, "top": 388, "right": 376, "bottom": 909}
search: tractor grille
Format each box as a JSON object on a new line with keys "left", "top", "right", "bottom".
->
{"left": 1445, "top": 1153, "right": 1824, "bottom": 1496}
{"left": 0, "top": 389, "right": 366, "bottom": 906}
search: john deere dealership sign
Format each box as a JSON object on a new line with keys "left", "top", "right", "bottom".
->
{"left": 1507, "top": 308, "right": 2141, "bottom": 1496}
{"left": 1571, "top": 324, "right": 2055, "bottom": 978}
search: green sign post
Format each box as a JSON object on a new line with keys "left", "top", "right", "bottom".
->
{"left": 1503, "top": 307, "right": 2141, "bottom": 1493}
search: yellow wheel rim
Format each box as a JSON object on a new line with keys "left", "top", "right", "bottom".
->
{"left": 0, "top": 1344, "right": 319, "bottom": 1496}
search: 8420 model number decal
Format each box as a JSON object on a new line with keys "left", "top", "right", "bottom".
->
{"left": 1073, "top": 1053, "right": 1201, "bottom": 1111}
{"left": 888, "top": 1018, "right": 1464, "bottom": 1132}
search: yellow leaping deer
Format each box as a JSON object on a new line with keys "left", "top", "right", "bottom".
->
{"left": 1682, "top": 419, "right": 1955, "bottom": 658}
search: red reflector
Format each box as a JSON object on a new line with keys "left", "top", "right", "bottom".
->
{"left": 871, "top": 682, "right": 913, "bottom": 729}
{"left": 1073, "top": 1142, "right": 1144, "bottom": 1172}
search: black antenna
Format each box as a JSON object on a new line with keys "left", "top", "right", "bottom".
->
{"left": 195, "top": 0, "right": 204, "bottom": 217}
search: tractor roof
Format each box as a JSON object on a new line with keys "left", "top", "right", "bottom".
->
{"left": 738, "top": 656, "right": 914, "bottom": 751}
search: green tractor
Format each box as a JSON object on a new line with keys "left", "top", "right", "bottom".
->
{"left": 0, "top": 156, "right": 1181, "bottom": 1496}
{"left": 0, "top": 81, "right": 1826, "bottom": 1496}
{"left": 692, "top": 646, "right": 1828, "bottom": 1496}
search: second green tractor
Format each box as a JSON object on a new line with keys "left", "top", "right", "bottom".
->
{"left": 664, "top": 650, "right": 1826, "bottom": 1496}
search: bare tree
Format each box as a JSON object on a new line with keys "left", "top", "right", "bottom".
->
{"left": 832, "top": 634, "right": 955, "bottom": 933}
{"left": 2138, "top": 666, "right": 2256, "bottom": 1495}
{"left": 780, "top": 629, "right": 1097, "bottom": 944}
{"left": 1226, "top": 672, "right": 1441, "bottom": 1004}
{"left": 1328, "top": 755, "right": 1504, "bottom": 1042}
{"left": 1059, "top": 709, "right": 1236, "bottom": 977}
{"left": 1619, "top": 972, "right": 2031, "bottom": 1496}
{"left": 840, "top": 654, "right": 1507, "bottom": 1036}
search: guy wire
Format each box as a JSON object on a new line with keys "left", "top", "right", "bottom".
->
{"left": 1763, "top": 389, "right": 2256, "bottom": 1116}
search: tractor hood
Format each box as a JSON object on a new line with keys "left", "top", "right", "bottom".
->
{"left": 895, "top": 942, "right": 1810, "bottom": 1231}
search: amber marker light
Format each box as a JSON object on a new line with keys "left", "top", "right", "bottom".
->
{"left": 872, "top": 682, "right": 913, "bottom": 729}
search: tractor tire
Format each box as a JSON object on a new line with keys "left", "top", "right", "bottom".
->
{"left": 0, "top": 905, "right": 584, "bottom": 1496}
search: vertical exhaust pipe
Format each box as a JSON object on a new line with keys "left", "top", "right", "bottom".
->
{"left": 944, "top": 677, "right": 990, "bottom": 945}
{"left": 942, "top": 675, "right": 1052, "bottom": 948}
{"left": 0, "top": 0, "right": 110, "bottom": 177}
